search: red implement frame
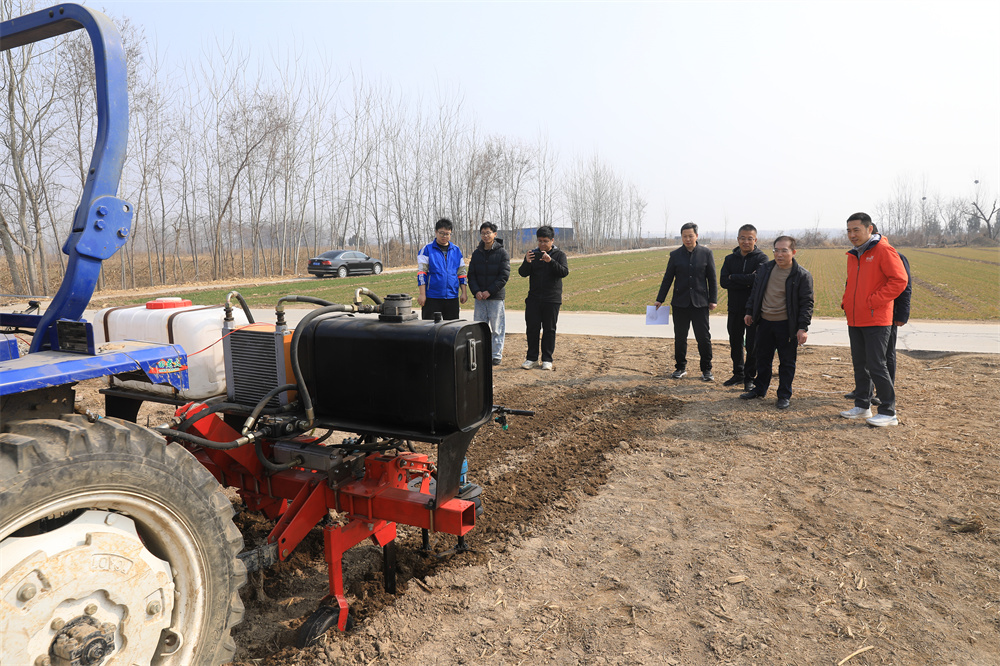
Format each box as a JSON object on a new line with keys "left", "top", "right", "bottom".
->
{"left": 176, "top": 404, "right": 475, "bottom": 630}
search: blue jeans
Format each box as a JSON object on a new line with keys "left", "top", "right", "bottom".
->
{"left": 473, "top": 298, "right": 505, "bottom": 361}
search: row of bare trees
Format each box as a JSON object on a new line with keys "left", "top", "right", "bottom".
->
{"left": 873, "top": 176, "right": 998, "bottom": 245}
{"left": 1, "top": 2, "right": 647, "bottom": 296}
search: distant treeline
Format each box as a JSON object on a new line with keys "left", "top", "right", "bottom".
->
{"left": 1, "top": 3, "right": 646, "bottom": 296}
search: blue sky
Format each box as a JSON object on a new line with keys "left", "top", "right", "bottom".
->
{"left": 91, "top": 0, "right": 1000, "bottom": 238}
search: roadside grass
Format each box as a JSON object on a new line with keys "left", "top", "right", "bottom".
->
{"left": 100, "top": 246, "right": 999, "bottom": 320}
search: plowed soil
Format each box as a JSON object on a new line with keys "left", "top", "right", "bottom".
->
{"left": 78, "top": 331, "right": 1000, "bottom": 666}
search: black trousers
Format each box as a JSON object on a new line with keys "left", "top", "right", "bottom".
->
{"left": 672, "top": 306, "right": 712, "bottom": 372}
{"left": 848, "top": 325, "right": 895, "bottom": 416}
{"left": 753, "top": 318, "right": 797, "bottom": 399}
{"left": 727, "top": 310, "right": 757, "bottom": 379}
{"left": 525, "top": 300, "right": 560, "bottom": 362}
{"left": 887, "top": 324, "right": 899, "bottom": 383}
{"left": 422, "top": 297, "right": 460, "bottom": 321}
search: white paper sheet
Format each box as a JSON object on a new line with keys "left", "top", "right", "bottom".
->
{"left": 645, "top": 305, "right": 670, "bottom": 325}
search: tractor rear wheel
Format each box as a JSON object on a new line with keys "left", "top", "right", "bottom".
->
{"left": 0, "top": 414, "right": 245, "bottom": 666}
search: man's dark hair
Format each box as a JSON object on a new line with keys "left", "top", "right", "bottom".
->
{"left": 774, "top": 235, "right": 797, "bottom": 251}
{"left": 480, "top": 221, "right": 497, "bottom": 233}
{"left": 435, "top": 218, "right": 453, "bottom": 232}
{"left": 870, "top": 223, "right": 879, "bottom": 234}
{"left": 680, "top": 222, "right": 698, "bottom": 234}
{"left": 738, "top": 224, "right": 757, "bottom": 234}
{"left": 536, "top": 225, "right": 555, "bottom": 239}
{"left": 846, "top": 212, "right": 872, "bottom": 227}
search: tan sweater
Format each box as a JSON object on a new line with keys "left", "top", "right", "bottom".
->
{"left": 761, "top": 265, "right": 791, "bottom": 321}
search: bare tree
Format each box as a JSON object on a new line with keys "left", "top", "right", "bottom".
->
{"left": 968, "top": 179, "right": 998, "bottom": 240}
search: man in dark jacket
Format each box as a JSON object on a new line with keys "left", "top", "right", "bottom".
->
{"left": 468, "top": 222, "right": 511, "bottom": 366}
{"left": 739, "top": 236, "right": 814, "bottom": 409}
{"left": 518, "top": 225, "right": 570, "bottom": 371}
{"left": 887, "top": 252, "right": 911, "bottom": 383}
{"left": 654, "top": 222, "right": 718, "bottom": 381}
{"left": 720, "top": 224, "right": 768, "bottom": 391}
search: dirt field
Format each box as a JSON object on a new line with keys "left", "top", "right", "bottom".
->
{"left": 76, "top": 330, "right": 998, "bottom": 666}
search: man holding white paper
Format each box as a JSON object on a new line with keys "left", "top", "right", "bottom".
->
{"left": 653, "top": 222, "right": 718, "bottom": 381}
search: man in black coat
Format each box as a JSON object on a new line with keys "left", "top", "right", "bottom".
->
{"left": 886, "top": 251, "right": 911, "bottom": 383}
{"left": 654, "top": 222, "right": 718, "bottom": 381}
{"left": 740, "top": 236, "right": 814, "bottom": 409}
{"left": 720, "top": 224, "right": 768, "bottom": 391}
{"left": 468, "top": 221, "right": 511, "bottom": 366}
{"left": 518, "top": 225, "right": 570, "bottom": 371}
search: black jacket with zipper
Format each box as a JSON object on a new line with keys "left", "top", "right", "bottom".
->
{"left": 745, "top": 259, "right": 814, "bottom": 339}
{"left": 468, "top": 238, "right": 511, "bottom": 301}
{"left": 720, "top": 245, "right": 769, "bottom": 313}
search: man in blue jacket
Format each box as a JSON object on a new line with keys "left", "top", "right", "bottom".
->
{"left": 468, "top": 222, "right": 510, "bottom": 366}
{"left": 654, "top": 222, "right": 718, "bottom": 381}
{"left": 417, "top": 218, "right": 468, "bottom": 320}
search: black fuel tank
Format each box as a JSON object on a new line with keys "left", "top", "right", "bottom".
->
{"left": 298, "top": 315, "right": 492, "bottom": 437}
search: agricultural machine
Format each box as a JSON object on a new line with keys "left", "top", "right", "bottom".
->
{"left": 1, "top": 6, "right": 528, "bottom": 665}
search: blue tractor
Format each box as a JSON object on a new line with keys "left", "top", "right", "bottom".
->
{"left": 1, "top": 7, "right": 515, "bottom": 664}
{"left": 0, "top": 6, "right": 246, "bottom": 665}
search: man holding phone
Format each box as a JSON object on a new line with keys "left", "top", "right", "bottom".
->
{"left": 518, "top": 225, "right": 570, "bottom": 371}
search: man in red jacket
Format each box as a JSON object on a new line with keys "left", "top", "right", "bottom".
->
{"left": 839, "top": 212, "right": 909, "bottom": 427}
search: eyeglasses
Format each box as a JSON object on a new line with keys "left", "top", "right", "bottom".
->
{"left": 480, "top": 230, "right": 495, "bottom": 236}
{"left": 738, "top": 236, "right": 755, "bottom": 242}
{"left": 436, "top": 230, "right": 452, "bottom": 237}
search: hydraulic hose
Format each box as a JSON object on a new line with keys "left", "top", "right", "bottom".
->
{"left": 154, "top": 427, "right": 258, "bottom": 450}
{"left": 241, "top": 383, "right": 298, "bottom": 435}
{"left": 225, "top": 291, "right": 256, "bottom": 324}
{"left": 175, "top": 402, "right": 250, "bottom": 431}
{"left": 274, "top": 295, "right": 338, "bottom": 327}
{"left": 156, "top": 425, "right": 302, "bottom": 472}
{"left": 353, "top": 287, "right": 383, "bottom": 306}
{"left": 277, "top": 295, "right": 335, "bottom": 308}
{"left": 289, "top": 304, "right": 355, "bottom": 427}
{"left": 254, "top": 436, "right": 302, "bottom": 472}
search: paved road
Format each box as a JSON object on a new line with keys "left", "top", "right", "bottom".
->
{"left": 225, "top": 308, "right": 998, "bottom": 355}
{"left": 77, "top": 302, "right": 997, "bottom": 354}
{"left": 498, "top": 312, "right": 1000, "bottom": 355}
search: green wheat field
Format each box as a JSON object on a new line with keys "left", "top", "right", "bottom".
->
{"left": 109, "top": 246, "right": 999, "bottom": 321}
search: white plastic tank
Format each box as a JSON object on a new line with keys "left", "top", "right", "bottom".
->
{"left": 94, "top": 297, "right": 250, "bottom": 399}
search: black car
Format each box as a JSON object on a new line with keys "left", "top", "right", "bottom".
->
{"left": 307, "top": 250, "right": 383, "bottom": 278}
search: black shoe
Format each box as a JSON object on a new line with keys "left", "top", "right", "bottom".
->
{"left": 871, "top": 396, "right": 882, "bottom": 406}
{"left": 701, "top": 371, "right": 714, "bottom": 382}
{"left": 776, "top": 397, "right": 791, "bottom": 410}
{"left": 671, "top": 369, "right": 687, "bottom": 379}
{"left": 492, "top": 358, "right": 501, "bottom": 366}
{"left": 722, "top": 375, "right": 744, "bottom": 387}
{"left": 739, "top": 391, "right": 761, "bottom": 400}
{"left": 744, "top": 380, "right": 755, "bottom": 392}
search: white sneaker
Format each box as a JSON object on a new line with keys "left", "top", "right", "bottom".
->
{"left": 840, "top": 406, "right": 872, "bottom": 419}
{"left": 521, "top": 360, "right": 537, "bottom": 370}
{"left": 866, "top": 414, "right": 899, "bottom": 427}
{"left": 540, "top": 361, "right": 553, "bottom": 371}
